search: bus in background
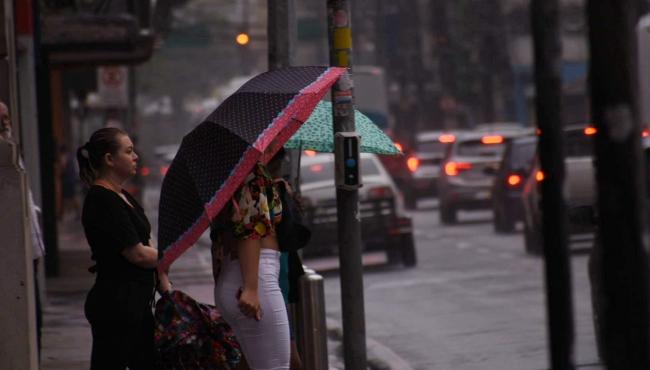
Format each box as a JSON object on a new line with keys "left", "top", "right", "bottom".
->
{"left": 353, "top": 66, "right": 414, "bottom": 202}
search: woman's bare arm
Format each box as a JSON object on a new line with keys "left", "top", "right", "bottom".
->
{"left": 121, "top": 243, "right": 158, "bottom": 269}
{"left": 237, "top": 238, "right": 262, "bottom": 320}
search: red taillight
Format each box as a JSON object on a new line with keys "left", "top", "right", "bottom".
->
{"left": 439, "top": 134, "right": 456, "bottom": 144}
{"left": 444, "top": 161, "right": 472, "bottom": 176}
{"left": 304, "top": 150, "right": 317, "bottom": 157}
{"left": 368, "top": 186, "right": 393, "bottom": 199}
{"left": 643, "top": 128, "right": 649, "bottom": 138}
{"left": 394, "top": 142, "right": 404, "bottom": 152}
{"left": 481, "top": 135, "right": 504, "bottom": 145}
{"left": 584, "top": 126, "right": 597, "bottom": 136}
{"left": 139, "top": 166, "right": 151, "bottom": 177}
{"left": 160, "top": 165, "right": 169, "bottom": 176}
{"left": 507, "top": 174, "right": 522, "bottom": 187}
{"left": 309, "top": 164, "right": 323, "bottom": 173}
{"left": 536, "top": 128, "right": 542, "bottom": 136}
{"left": 535, "top": 170, "right": 545, "bottom": 182}
{"left": 407, "top": 156, "right": 420, "bottom": 172}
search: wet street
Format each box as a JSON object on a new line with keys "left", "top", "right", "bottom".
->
{"left": 320, "top": 200, "right": 600, "bottom": 370}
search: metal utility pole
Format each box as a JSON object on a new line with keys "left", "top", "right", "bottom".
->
{"left": 587, "top": 0, "right": 650, "bottom": 368}
{"left": 326, "top": 1, "right": 367, "bottom": 369}
{"left": 530, "top": 1, "right": 575, "bottom": 369}
{"left": 268, "top": 0, "right": 301, "bottom": 190}
{"left": 268, "top": 0, "right": 295, "bottom": 70}
{"left": 33, "top": 0, "right": 59, "bottom": 276}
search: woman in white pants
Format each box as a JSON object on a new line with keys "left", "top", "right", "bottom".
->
{"left": 212, "top": 162, "right": 290, "bottom": 370}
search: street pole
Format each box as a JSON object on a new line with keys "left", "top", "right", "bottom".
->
{"left": 268, "top": 0, "right": 301, "bottom": 190}
{"left": 32, "top": 0, "right": 59, "bottom": 276}
{"left": 327, "top": 1, "right": 367, "bottom": 369}
{"left": 530, "top": 1, "right": 575, "bottom": 369}
{"left": 587, "top": 0, "right": 650, "bottom": 368}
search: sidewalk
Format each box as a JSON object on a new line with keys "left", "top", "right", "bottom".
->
{"left": 41, "top": 219, "right": 356, "bottom": 370}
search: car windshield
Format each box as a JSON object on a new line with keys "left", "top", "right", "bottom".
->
{"left": 417, "top": 141, "right": 446, "bottom": 154}
{"left": 565, "top": 131, "right": 593, "bottom": 157}
{"left": 301, "top": 157, "right": 381, "bottom": 184}
{"left": 508, "top": 141, "right": 536, "bottom": 171}
{"left": 456, "top": 140, "right": 506, "bottom": 158}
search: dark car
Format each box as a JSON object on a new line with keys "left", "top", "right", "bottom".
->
{"left": 491, "top": 135, "right": 537, "bottom": 233}
{"left": 520, "top": 125, "right": 597, "bottom": 254}
{"left": 401, "top": 131, "right": 458, "bottom": 208}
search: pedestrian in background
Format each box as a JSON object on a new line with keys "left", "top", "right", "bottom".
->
{"left": 211, "top": 159, "right": 291, "bottom": 370}
{"left": 267, "top": 148, "right": 311, "bottom": 370}
{"left": 77, "top": 127, "right": 169, "bottom": 370}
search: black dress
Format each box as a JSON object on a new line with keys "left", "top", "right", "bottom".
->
{"left": 81, "top": 185, "right": 156, "bottom": 370}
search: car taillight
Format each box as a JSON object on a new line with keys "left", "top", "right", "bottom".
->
{"left": 160, "top": 165, "right": 170, "bottom": 176}
{"left": 394, "top": 142, "right": 404, "bottom": 152}
{"left": 304, "top": 150, "right": 317, "bottom": 157}
{"left": 481, "top": 135, "right": 504, "bottom": 145}
{"left": 507, "top": 174, "right": 522, "bottom": 187}
{"left": 368, "top": 185, "right": 393, "bottom": 199}
{"left": 584, "top": 126, "right": 597, "bottom": 136}
{"left": 407, "top": 156, "right": 420, "bottom": 172}
{"left": 139, "top": 166, "right": 151, "bottom": 177}
{"left": 643, "top": 128, "right": 650, "bottom": 138}
{"left": 439, "top": 134, "right": 456, "bottom": 143}
{"left": 535, "top": 170, "right": 545, "bottom": 182}
{"left": 444, "top": 161, "right": 472, "bottom": 176}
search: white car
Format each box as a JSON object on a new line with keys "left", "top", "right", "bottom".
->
{"left": 298, "top": 152, "right": 417, "bottom": 267}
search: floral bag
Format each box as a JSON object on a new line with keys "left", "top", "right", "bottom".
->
{"left": 154, "top": 290, "right": 242, "bottom": 369}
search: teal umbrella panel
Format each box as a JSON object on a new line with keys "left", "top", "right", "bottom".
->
{"left": 284, "top": 101, "right": 402, "bottom": 155}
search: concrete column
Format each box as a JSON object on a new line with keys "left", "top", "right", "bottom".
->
{"left": 0, "top": 139, "right": 39, "bottom": 369}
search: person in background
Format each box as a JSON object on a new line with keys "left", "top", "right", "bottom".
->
{"left": 267, "top": 148, "right": 311, "bottom": 370}
{"left": 0, "top": 100, "right": 46, "bottom": 355}
{"left": 77, "top": 127, "right": 169, "bottom": 370}
{"left": 58, "top": 144, "right": 81, "bottom": 220}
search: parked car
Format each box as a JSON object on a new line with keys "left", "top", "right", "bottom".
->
{"left": 520, "top": 124, "right": 597, "bottom": 254}
{"left": 400, "top": 131, "right": 459, "bottom": 208}
{"left": 437, "top": 127, "right": 530, "bottom": 224}
{"left": 491, "top": 135, "right": 537, "bottom": 233}
{"left": 299, "top": 152, "right": 417, "bottom": 267}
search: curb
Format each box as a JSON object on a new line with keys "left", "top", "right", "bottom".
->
{"left": 326, "top": 318, "right": 413, "bottom": 370}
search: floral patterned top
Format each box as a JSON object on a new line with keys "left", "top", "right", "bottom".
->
{"left": 231, "top": 162, "right": 283, "bottom": 240}
{"left": 210, "top": 163, "right": 283, "bottom": 278}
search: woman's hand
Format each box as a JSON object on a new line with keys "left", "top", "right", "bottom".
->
{"left": 157, "top": 267, "right": 172, "bottom": 293}
{"left": 237, "top": 288, "right": 262, "bottom": 321}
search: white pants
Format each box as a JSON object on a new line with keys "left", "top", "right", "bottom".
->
{"left": 214, "top": 249, "right": 290, "bottom": 370}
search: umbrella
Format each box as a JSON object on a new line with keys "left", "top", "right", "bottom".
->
{"left": 158, "top": 66, "right": 345, "bottom": 270}
{"left": 284, "top": 101, "right": 402, "bottom": 155}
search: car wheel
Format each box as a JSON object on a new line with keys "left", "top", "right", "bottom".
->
{"left": 494, "top": 207, "right": 515, "bottom": 233}
{"left": 523, "top": 218, "right": 542, "bottom": 255}
{"left": 386, "top": 243, "right": 402, "bottom": 266}
{"left": 400, "top": 234, "right": 417, "bottom": 267}
{"left": 588, "top": 231, "right": 606, "bottom": 361}
{"left": 404, "top": 192, "right": 417, "bottom": 210}
{"left": 440, "top": 203, "right": 457, "bottom": 224}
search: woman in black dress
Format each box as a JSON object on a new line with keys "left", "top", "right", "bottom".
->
{"left": 77, "top": 127, "right": 170, "bottom": 370}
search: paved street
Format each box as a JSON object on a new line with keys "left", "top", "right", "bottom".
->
{"left": 320, "top": 199, "right": 601, "bottom": 370}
